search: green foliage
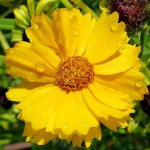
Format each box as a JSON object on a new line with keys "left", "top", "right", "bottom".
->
{"left": 82, "top": 0, "right": 100, "bottom": 15}
{"left": 32, "top": 139, "right": 71, "bottom": 150}
{"left": 0, "top": 55, "right": 22, "bottom": 88}
{"left": 0, "top": 55, "right": 9, "bottom": 88}
{"left": 141, "top": 27, "right": 150, "bottom": 84}
{"left": 0, "top": 0, "right": 23, "bottom": 18}
{"left": 0, "top": 19, "right": 15, "bottom": 30}
{"left": 128, "top": 26, "right": 150, "bottom": 85}
{"left": 0, "top": 105, "right": 25, "bottom": 149}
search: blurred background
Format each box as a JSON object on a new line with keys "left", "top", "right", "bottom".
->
{"left": 0, "top": 0, "right": 150, "bottom": 149}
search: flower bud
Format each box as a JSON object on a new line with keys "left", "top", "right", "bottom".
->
{"left": 111, "top": 0, "right": 148, "bottom": 30}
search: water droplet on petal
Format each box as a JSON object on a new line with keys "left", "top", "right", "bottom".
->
{"left": 29, "top": 73, "right": 33, "bottom": 76}
{"left": 73, "top": 31, "right": 78, "bottom": 36}
{"left": 6, "top": 50, "right": 15, "bottom": 56}
{"left": 118, "top": 40, "right": 126, "bottom": 48}
{"left": 28, "top": 73, "right": 36, "bottom": 81}
{"left": 63, "top": 125, "right": 68, "bottom": 129}
{"left": 28, "top": 73, "right": 34, "bottom": 81}
{"left": 58, "top": 40, "right": 63, "bottom": 45}
{"left": 33, "top": 24, "right": 39, "bottom": 30}
{"left": 34, "top": 62, "right": 45, "bottom": 72}
{"left": 28, "top": 106, "right": 31, "bottom": 110}
{"left": 112, "top": 40, "right": 114, "bottom": 43}
{"left": 35, "top": 65, "right": 45, "bottom": 72}
{"left": 101, "top": 66, "right": 104, "bottom": 70}
{"left": 110, "top": 23, "right": 117, "bottom": 32}
{"left": 135, "top": 83, "right": 142, "bottom": 87}
{"left": 108, "top": 40, "right": 115, "bottom": 47}
{"left": 79, "top": 98, "right": 83, "bottom": 102}
{"left": 118, "top": 43, "right": 122, "bottom": 48}
{"left": 84, "top": 124, "right": 87, "bottom": 128}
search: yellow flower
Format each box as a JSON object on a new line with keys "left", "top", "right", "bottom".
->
{"left": 5, "top": 8, "right": 148, "bottom": 147}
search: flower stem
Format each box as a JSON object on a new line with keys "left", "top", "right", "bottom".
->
{"left": 0, "top": 30, "right": 10, "bottom": 50}
{"left": 99, "top": 0, "right": 109, "bottom": 13}
{"left": 141, "top": 61, "right": 150, "bottom": 86}
{"left": 61, "top": 0, "right": 74, "bottom": 9}
{"left": 70, "top": 0, "right": 98, "bottom": 19}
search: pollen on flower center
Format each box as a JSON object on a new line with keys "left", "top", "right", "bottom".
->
{"left": 55, "top": 56, "right": 94, "bottom": 92}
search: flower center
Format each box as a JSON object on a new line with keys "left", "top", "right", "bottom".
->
{"left": 55, "top": 56, "right": 94, "bottom": 92}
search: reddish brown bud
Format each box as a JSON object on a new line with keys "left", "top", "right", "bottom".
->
{"left": 111, "top": 0, "right": 148, "bottom": 30}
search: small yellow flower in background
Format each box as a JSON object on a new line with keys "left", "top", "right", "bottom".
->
{"left": 5, "top": 8, "right": 148, "bottom": 147}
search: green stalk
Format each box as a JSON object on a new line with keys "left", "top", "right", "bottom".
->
{"left": 0, "top": 30, "right": 10, "bottom": 50}
{"left": 36, "top": 0, "right": 57, "bottom": 15}
{"left": 61, "top": 0, "right": 74, "bottom": 9}
{"left": 27, "top": 0, "right": 35, "bottom": 18}
{"left": 141, "top": 61, "right": 150, "bottom": 86}
{"left": 0, "top": 19, "right": 15, "bottom": 30}
{"left": 71, "top": 0, "right": 98, "bottom": 19}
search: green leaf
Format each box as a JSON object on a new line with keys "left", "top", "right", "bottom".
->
{"left": 0, "top": 0, "right": 13, "bottom": 7}
{"left": 0, "top": 30, "right": 10, "bottom": 50}
{"left": 128, "top": 120, "right": 138, "bottom": 133}
{"left": 27, "top": 0, "right": 35, "bottom": 18}
{"left": 46, "top": 2, "right": 60, "bottom": 16}
{"left": 140, "top": 26, "right": 150, "bottom": 85}
{"left": 128, "top": 31, "right": 141, "bottom": 46}
{"left": 144, "top": 122, "right": 150, "bottom": 133}
{"left": 0, "top": 139, "right": 11, "bottom": 146}
{"left": 0, "top": 18, "right": 15, "bottom": 30}
{"left": 141, "top": 26, "right": 150, "bottom": 61}
{"left": 0, "top": 0, "right": 23, "bottom": 18}
{"left": 141, "top": 61, "right": 150, "bottom": 85}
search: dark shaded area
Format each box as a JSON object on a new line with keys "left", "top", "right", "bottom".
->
{"left": 0, "top": 88, "right": 12, "bottom": 109}
{"left": 0, "top": 0, "right": 23, "bottom": 18}
{"left": 23, "top": 30, "right": 30, "bottom": 42}
{"left": 141, "top": 86, "right": 150, "bottom": 117}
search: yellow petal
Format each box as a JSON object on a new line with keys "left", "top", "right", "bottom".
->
{"left": 53, "top": 91, "right": 98, "bottom": 135}
{"left": 52, "top": 8, "right": 96, "bottom": 60}
{"left": 84, "top": 11, "right": 128, "bottom": 64}
{"left": 82, "top": 88, "right": 135, "bottom": 132}
{"left": 17, "top": 85, "right": 61, "bottom": 131}
{"left": 88, "top": 81, "right": 131, "bottom": 109}
{"left": 52, "top": 8, "right": 80, "bottom": 60}
{"left": 84, "top": 126, "right": 101, "bottom": 148}
{"left": 6, "top": 66, "right": 54, "bottom": 83}
{"left": 17, "top": 85, "right": 98, "bottom": 136}
{"left": 6, "top": 81, "right": 48, "bottom": 102}
{"left": 23, "top": 122, "right": 35, "bottom": 141}
{"left": 94, "top": 45, "right": 141, "bottom": 75}
{"left": 82, "top": 88, "right": 127, "bottom": 119}
{"left": 74, "top": 13, "right": 96, "bottom": 56}
{"left": 23, "top": 122, "right": 56, "bottom": 145}
{"left": 23, "top": 123, "right": 101, "bottom": 147}
{"left": 71, "top": 134, "right": 83, "bottom": 147}
{"left": 99, "top": 116, "right": 130, "bottom": 131}
{"left": 5, "top": 41, "right": 59, "bottom": 82}
{"left": 26, "top": 13, "right": 58, "bottom": 52}
{"left": 31, "top": 42, "right": 61, "bottom": 74}
{"left": 94, "top": 69, "right": 148, "bottom": 102}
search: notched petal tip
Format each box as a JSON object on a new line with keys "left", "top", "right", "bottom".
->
{"left": 110, "top": 11, "right": 119, "bottom": 20}
{"left": 31, "top": 13, "right": 49, "bottom": 25}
